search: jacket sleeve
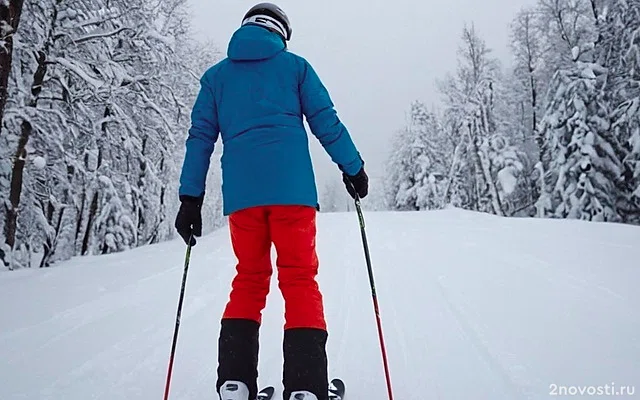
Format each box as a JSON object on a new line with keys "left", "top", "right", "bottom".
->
{"left": 298, "top": 58, "right": 363, "bottom": 176}
{"left": 179, "top": 71, "right": 220, "bottom": 198}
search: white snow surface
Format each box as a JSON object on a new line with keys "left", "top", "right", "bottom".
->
{"left": 1, "top": 209, "right": 639, "bottom": 399}
{"left": 497, "top": 167, "right": 518, "bottom": 195}
{"left": 32, "top": 156, "right": 46, "bottom": 170}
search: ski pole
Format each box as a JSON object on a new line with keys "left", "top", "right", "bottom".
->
{"left": 163, "top": 234, "right": 193, "bottom": 400}
{"left": 351, "top": 191, "right": 394, "bottom": 400}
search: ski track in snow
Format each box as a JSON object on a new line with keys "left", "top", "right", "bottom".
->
{"left": 1, "top": 209, "right": 639, "bottom": 399}
{"left": 436, "top": 275, "right": 532, "bottom": 399}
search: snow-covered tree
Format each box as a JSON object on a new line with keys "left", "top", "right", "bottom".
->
{"left": 598, "top": 0, "right": 640, "bottom": 223}
{"left": 0, "top": 0, "right": 221, "bottom": 269}
{"left": 385, "top": 25, "right": 533, "bottom": 216}
{"left": 179, "top": 39, "right": 225, "bottom": 235}
{"left": 536, "top": 0, "right": 597, "bottom": 69}
{"left": 535, "top": 0, "right": 640, "bottom": 224}
{"left": 438, "top": 25, "right": 510, "bottom": 215}
{"left": 385, "top": 102, "right": 451, "bottom": 211}
{"left": 0, "top": 0, "right": 24, "bottom": 132}
{"left": 536, "top": 62, "right": 619, "bottom": 221}
{"left": 320, "top": 179, "right": 351, "bottom": 212}
{"left": 383, "top": 0, "right": 635, "bottom": 224}
{"left": 510, "top": 7, "right": 546, "bottom": 152}
{"left": 360, "top": 173, "right": 388, "bottom": 211}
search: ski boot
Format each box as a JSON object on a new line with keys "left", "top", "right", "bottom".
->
{"left": 289, "top": 392, "right": 318, "bottom": 400}
{"left": 219, "top": 380, "right": 249, "bottom": 400}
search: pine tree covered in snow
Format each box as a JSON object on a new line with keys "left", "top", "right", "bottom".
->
{"left": 536, "top": 0, "right": 640, "bottom": 223}
{"left": 0, "top": 0, "right": 221, "bottom": 269}
{"left": 537, "top": 62, "right": 619, "bottom": 221}
{"left": 598, "top": 0, "right": 640, "bottom": 223}
{"left": 385, "top": 102, "right": 451, "bottom": 211}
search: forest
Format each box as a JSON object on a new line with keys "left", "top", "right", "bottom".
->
{"left": 1, "top": 0, "right": 638, "bottom": 270}
{"left": 383, "top": 0, "right": 639, "bottom": 224}
{"left": 0, "top": 0, "right": 224, "bottom": 269}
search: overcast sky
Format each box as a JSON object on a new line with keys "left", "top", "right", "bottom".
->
{"left": 185, "top": 0, "right": 538, "bottom": 189}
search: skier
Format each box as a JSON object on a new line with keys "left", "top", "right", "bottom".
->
{"left": 174, "top": 3, "right": 368, "bottom": 400}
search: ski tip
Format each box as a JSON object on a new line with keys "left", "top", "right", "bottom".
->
{"left": 258, "top": 386, "right": 275, "bottom": 397}
{"left": 329, "top": 378, "right": 345, "bottom": 398}
{"left": 330, "top": 378, "right": 344, "bottom": 388}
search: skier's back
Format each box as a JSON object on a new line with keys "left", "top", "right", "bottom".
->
{"left": 175, "top": 3, "right": 368, "bottom": 400}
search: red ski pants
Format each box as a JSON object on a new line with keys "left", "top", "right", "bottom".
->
{"left": 222, "top": 205, "right": 326, "bottom": 331}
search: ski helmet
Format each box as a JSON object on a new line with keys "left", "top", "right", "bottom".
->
{"left": 242, "top": 3, "right": 292, "bottom": 41}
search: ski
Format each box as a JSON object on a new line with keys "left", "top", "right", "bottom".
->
{"left": 257, "top": 386, "right": 275, "bottom": 400}
{"left": 329, "top": 378, "right": 345, "bottom": 400}
{"left": 257, "top": 378, "right": 343, "bottom": 400}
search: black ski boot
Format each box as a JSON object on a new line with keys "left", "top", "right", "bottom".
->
{"left": 283, "top": 328, "right": 329, "bottom": 400}
{"left": 216, "top": 318, "right": 260, "bottom": 400}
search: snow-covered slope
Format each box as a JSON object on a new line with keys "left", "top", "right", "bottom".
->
{"left": 1, "top": 209, "right": 639, "bottom": 399}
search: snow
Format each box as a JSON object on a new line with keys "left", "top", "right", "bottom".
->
{"left": 50, "top": 57, "right": 104, "bottom": 90}
{"left": 145, "top": 29, "right": 176, "bottom": 49}
{"left": 497, "top": 167, "right": 518, "bottom": 194}
{"left": 32, "top": 156, "right": 46, "bottom": 170}
{"left": 58, "top": 9, "right": 79, "bottom": 21}
{"left": 98, "top": 175, "right": 112, "bottom": 185}
{"left": 1, "top": 209, "right": 639, "bottom": 399}
{"left": 1, "top": 20, "right": 12, "bottom": 36}
{"left": 73, "top": 27, "right": 131, "bottom": 44}
{"left": 581, "top": 67, "right": 597, "bottom": 80}
{"left": 571, "top": 46, "right": 580, "bottom": 61}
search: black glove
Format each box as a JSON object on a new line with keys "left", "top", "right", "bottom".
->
{"left": 342, "top": 166, "right": 368, "bottom": 199}
{"left": 175, "top": 195, "right": 203, "bottom": 246}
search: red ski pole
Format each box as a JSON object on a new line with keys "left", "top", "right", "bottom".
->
{"left": 352, "top": 192, "right": 394, "bottom": 400}
{"left": 163, "top": 235, "right": 193, "bottom": 400}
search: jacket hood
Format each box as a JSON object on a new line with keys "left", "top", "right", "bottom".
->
{"left": 227, "top": 24, "right": 285, "bottom": 61}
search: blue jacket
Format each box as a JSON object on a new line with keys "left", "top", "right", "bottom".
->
{"left": 179, "top": 24, "right": 363, "bottom": 215}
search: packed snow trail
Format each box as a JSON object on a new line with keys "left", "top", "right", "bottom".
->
{"left": 1, "top": 209, "right": 639, "bottom": 399}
